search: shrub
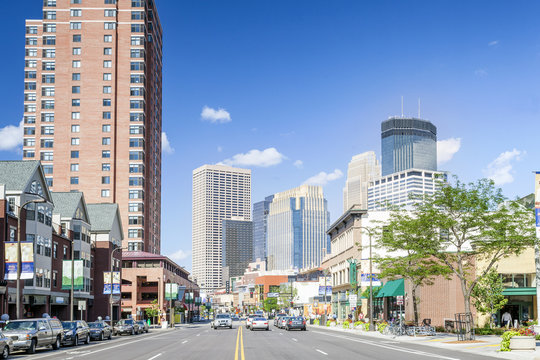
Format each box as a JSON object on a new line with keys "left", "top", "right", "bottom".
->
{"left": 363, "top": 322, "right": 370, "bottom": 331}
{"left": 434, "top": 326, "right": 445, "bottom": 333}
{"left": 474, "top": 327, "right": 506, "bottom": 336}
{"left": 377, "top": 321, "right": 388, "bottom": 334}
{"left": 500, "top": 330, "right": 520, "bottom": 352}
{"left": 326, "top": 320, "right": 332, "bottom": 327}
{"left": 313, "top": 319, "right": 320, "bottom": 326}
{"left": 343, "top": 321, "right": 350, "bottom": 329}
{"left": 353, "top": 321, "right": 363, "bottom": 327}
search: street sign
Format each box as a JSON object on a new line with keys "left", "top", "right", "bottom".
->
{"left": 396, "top": 295, "right": 404, "bottom": 305}
{"left": 78, "top": 300, "right": 86, "bottom": 311}
{"left": 348, "top": 294, "right": 357, "bottom": 305}
{"left": 267, "top": 292, "right": 279, "bottom": 298}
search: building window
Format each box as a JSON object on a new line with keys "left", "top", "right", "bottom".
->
{"left": 46, "top": 178, "right": 53, "bottom": 187}
{"left": 104, "top": 35, "right": 113, "bottom": 43}
{"left": 130, "top": 74, "right": 144, "bottom": 84}
{"left": 102, "top": 176, "right": 110, "bottom": 184}
{"left": 40, "top": 152, "right": 53, "bottom": 161}
{"left": 103, "top": 73, "right": 112, "bottom": 81}
{"left": 102, "top": 150, "right": 110, "bottom": 158}
{"left": 71, "top": 151, "right": 79, "bottom": 158}
{"left": 101, "top": 189, "right": 110, "bottom": 197}
{"left": 24, "top": 127, "right": 36, "bottom": 135}
{"left": 72, "top": 86, "right": 80, "bottom": 94}
{"left": 102, "top": 124, "right": 111, "bottom": 132}
{"left": 42, "top": 74, "right": 55, "bottom": 83}
{"left": 131, "top": 12, "right": 144, "bottom": 20}
{"left": 131, "top": 24, "right": 144, "bottom": 33}
{"left": 43, "top": 49, "right": 56, "bottom": 58}
{"left": 129, "top": 177, "right": 143, "bottom": 186}
{"left": 103, "top": 60, "right": 112, "bottom": 68}
{"left": 70, "top": 164, "right": 79, "bottom": 172}
{"left": 104, "top": 47, "right": 112, "bottom": 55}
{"left": 40, "top": 139, "right": 54, "bottom": 148}
{"left": 130, "top": 62, "right": 144, "bottom": 71}
{"left": 102, "top": 137, "right": 111, "bottom": 145}
{"left": 72, "top": 99, "right": 80, "bottom": 106}
{"left": 103, "top": 99, "right": 111, "bottom": 106}
{"left": 72, "top": 60, "right": 81, "bottom": 68}
{"left": 70, "top": 177, "right": 79, "bottom": 185}
{"left": 23, "top": 150, "right": 35, "bottom": 158}
{"left": 71, "top": 138, "right": 80, "bottom": 145}
{"left": 130, "top": 49, "right": 144, "bottom": 58}
{"left": 105, "top": 0, "right": 117, "bottom": 4}
{"left": 71, "top": 112, "right": 80, "bottom": 119}
{"left": 71, "top": 125, "right": 80, "bottom": 133}
{"left": 70, "top": 9, "right": 82, "bottom": 17}
{"left": 25, "top": 60, "right": 37, "bottom": 68}
{"left": 25, "top": 82, "right": 37, "bottom": 90}
{"left": 70, "top": 22, "right": 82, "bottom": 30}
{"left": 43, "top": 23, "right": 56, "bottom": 32}
{"left": 42, "top": 87, "right": 55, "bottom": 96}
{"left": 103, "top": 112, "right": 111, "bottom": 119}
{"left": 41, "top": 100, "right": 55, "bottom": 109}
{"left": 42, "top": 61, "right": 55, "bottom": 71}
{"left": 128, "top": 229, "right": 143, "bottom": 238}
{"left": 24, "top": 116, "right": 36, "bottom": 124}
{"left": 41, "top": 126, "right": 55, "bottom": 135}
{"left": 104, "top": 22, "right": 116, "bottom": 30}
{"left": 26, "top": 26, "right": 38, "bottom": 34}
{"left": 102, "top": 163, "right": 111, "bottom": 171}
{"left": 103, "top": 86, "right": 112, "bottom": 94}
{"left": 73, "top": 34, "right": 82, "bottom": 42}
{"left": 130, "top": 113, "right": 144, "bottom": 122}
{"left": 42, "top": 36, "right": 56, "bottom": 45}
{"left": 44, "top": 11, "right": 56, "bottom": 20}
{"left": 72, "top": 47, "right": 81, "bottom": 55}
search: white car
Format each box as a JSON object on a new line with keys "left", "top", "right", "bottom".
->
{"left": 245, "top": 314, "right": 256, "bottom": 329}
{"left": 212, "top": 314, "right": 233, "bottom": 329}
{"left": 250, "top": 317, "right": 269, "bottom": 331}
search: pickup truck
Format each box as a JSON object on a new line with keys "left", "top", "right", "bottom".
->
{"left": 3, "top": 318, "right": 63, "bottom": 353}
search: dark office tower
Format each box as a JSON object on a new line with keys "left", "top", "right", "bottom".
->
{"left": 252, "top": 195, "right": 274, "bottom": 262}
{"left": 222, "top": 219, "right": 253, "bottom": 283}
{"left": 381, "top": 117, "right": 437, "bottom": 176}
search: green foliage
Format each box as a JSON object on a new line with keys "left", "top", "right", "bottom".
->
{"left": 278, "top": 284, "right": 298, "bottom": 306}
{"left": 353, "top": 321, "right": 363, "bottom": 327}
{"left": 145, "top": 299, "right": 160, "bottom": 324}
{"left": 474, "top": 327, "right": 505, "bottom": 335}
{"left": 360, "top": 286, "right": 381, "bottom": 299}
{"left": 377, "top": 321, "right": 388, "bottom": 333}
{"left": 342, "top": 321, "right": 351, "bottom": 329}
{"left": 363, "top": 322, "right": 370, "bottom": 331}
{"left": 471, "top": 269, "right": 507, "bottom": 328}
{"left": 313, "top": 319, "right": 320, "bottom": 326}
{"left": 263, "top": 297, "right": 280, "bottom": 313}
{"left": 500, "top": 330, "right": 520, "bottom": 351}
{"left": 326, "top": 320, "right": 333, "bottom": 327}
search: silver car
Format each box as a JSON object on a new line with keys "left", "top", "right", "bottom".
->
{"left": 0, "top": 331, "right": 13, "bottom": 359}
{"left": 212, "top": 314, "right": 232, "bottom": 329}
{"left": 250, "top": 317, "right": 269, "bottom": 331}
{"left": 3, "top": 318, "right": 63, "bottom": 354}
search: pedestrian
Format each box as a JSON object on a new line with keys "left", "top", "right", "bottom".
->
{"left": 501, "top": 310, "right": 512, "bottom": 328}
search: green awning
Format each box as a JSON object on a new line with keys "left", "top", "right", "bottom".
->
{"left": 376, "top": 279, "right": 405, "bottom": 298}
{"left": 502, "top": 287, "right": 536, "bottom": 296}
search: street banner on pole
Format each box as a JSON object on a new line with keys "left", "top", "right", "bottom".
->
{"left": 62, "top": 260, "right": 84, "bottom": 290}
{"left": 165, "top": 283, "right": 178, "bottom": 300}
{"left": 20, "top": 242, "right": 34, "bottom": 279}
{"left": 4, "top": 242, "right": 18, "bottom": 280}
{"left": 177, "top": 285, "right": 186, "bottom": 300}
{"left": 360, "top": 273, "right": 381, "bottom": 287}
{"left": 112, "top": 271, "right": 120, "bottom": 294}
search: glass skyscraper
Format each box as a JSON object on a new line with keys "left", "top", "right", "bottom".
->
{"left": 267, "top": 185, "right": 330, "bottom": 271}
{"left": 252, "top": 195, "right": 274, "bottom": 262}
{"left": 222, "top": 219, "right": 253, "bottom": 283}
{"left": 381, "top": 117, "right": 437, "bottom": 176}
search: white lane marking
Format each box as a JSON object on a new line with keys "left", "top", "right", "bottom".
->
{"left": 311, "top": 331, "right": 459, "bottom": 360}
{"left": 279, "top": 333, "right": 283, "bottom": 336}
{"left": 148, "top": 353, "right": 162, "bottom": 360}
{"left": 182, "top": 340, "right": 188, "bottom": 344}
{"left": 196, "top": 333, "right": 201, "bottom": 336}
{"left": 292, "top": 338, "right": 298, "bottom": 342}
{"left": 316, "top": 349, "right": 328, "bottom": 355}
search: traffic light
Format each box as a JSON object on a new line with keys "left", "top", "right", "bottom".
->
{"left": 250, "top": 291, "right": 253, "bottom": 298}
{"left": 226, "top": 281, "right": 230, "bottom": 294}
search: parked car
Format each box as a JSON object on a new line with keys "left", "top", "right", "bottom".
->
{"left": 285, "top": 316, "right": 306, "bottom": 331}
{"left": 278, "top": 316, "right": 291, "bottom": 329}
{"left": 245, "top": 314, "right": 256, "bottom": 329}
{"left": 250, "top": 317, "right": 269, "bottom": 331}
{"left": 0, "top": 331, "right": 13, "bottom": 359}
{"left": 212, "top": 314, "right": 232, "bottom": 329}
{"left": 273, "top": 313, "right": 287, "bottom": 327}
{"left": 114, "top": 319, "right": 140, "bottom": 335}
{"left": 61, "top": 321, "right": 90, "bottom": 346}
{"left": 87, "top": 322, "right": 112, "bottom": 341}
{"left": 136, "top": 320, "right": 149, "bottom": 334}
{"left": 3, "top": 318, "right": 63, "bottom": 354}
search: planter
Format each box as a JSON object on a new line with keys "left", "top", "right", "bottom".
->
{"left": 509, "top": 336, "right": 536, "bottom": 351}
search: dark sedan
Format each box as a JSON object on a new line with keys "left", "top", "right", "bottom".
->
{"left": 114, "top": 319, "right": 139, "bottom": 336}
{"left": 285, "top": 316, "right": 306, "bottom": 331}
{"left": 136, "top": 320, "right": 149, "bottom": 334}
{"left": 88, "top": 322, "right": 113, "bottom": 341}
{"left": 61, "top": 321, "right": 90, "bottom": 346}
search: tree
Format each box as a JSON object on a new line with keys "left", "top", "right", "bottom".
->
{"left": 375, "top": 210, "right": 451, "bottom": 325}
{"left": 145, "top": 299, "right": 160, "bottom": 325}
{"left": 279, "top": 283, "right": 298, "bottom": 308}
{"left": 408, "top": 177, "right": 535, "bottom": 339}
{"left": 263, "top": 297, "right": 280, "bottom": 313}
{"left": 471, "top": 268, "right": 507, "bottom": 328}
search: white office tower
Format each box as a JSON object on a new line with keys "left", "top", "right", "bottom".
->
{"left": 192, "top": 165, "right": 251, "bottom": 290}
{"left": 343, "top": 151, "right": 381, "bottom": 212}
{"left": 267, "top": 185, "right": 330, "bottom": 271}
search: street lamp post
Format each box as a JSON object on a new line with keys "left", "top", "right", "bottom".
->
{"left": 16, "top": 197, "right": 46, "bottom": 319}
{"left": 358, "top": 226, "right": 375, "bottom": 331}
{"left": 109, "top": 246, "right": 124, "bottom": 327}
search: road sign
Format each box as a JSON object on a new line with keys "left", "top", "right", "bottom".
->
{"left": 78, "top": 300, "right": 86, "bottom": 311}
{"left": 348, "top": 294, "right": 357, "bottom": 305}
{"left": 396, "top": 295, "right": 404, "bottom": 305}
{"left": 267, "top": 292, "right": 279, "bottom": 298}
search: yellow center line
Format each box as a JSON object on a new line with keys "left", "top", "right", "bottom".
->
{"left": 235, "top": 325, "right": 246, "bottom": 360}
{"left": 235, "top": 326, "right": 240, "bottom": 360}
{"left": 240, "top": 325, "right": 245, "bottom": 360}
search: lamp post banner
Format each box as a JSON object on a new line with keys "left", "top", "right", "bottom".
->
{"left": 20, "top": 242, "right": 34, "bottom": 280}
{"left": 4, "top": 242, "right": 18, "bottom": 280}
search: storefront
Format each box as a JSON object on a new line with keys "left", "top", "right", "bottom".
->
{"left": 499, "top": 287, "right": 536, "bottom": 327}
{"left": 375, "top": 279, "right": 405, "bottom": 321}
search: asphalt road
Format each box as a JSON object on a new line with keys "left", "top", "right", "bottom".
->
{"left": 7, "top": 321, "right": 497, "bottom": 360}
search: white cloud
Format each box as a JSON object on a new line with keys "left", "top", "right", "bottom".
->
{"left": 303, "top": 169, "right": 343, "bottom": 186}
{"left": 488, "top": 40, "right": 499, "bottom": 47}
{"left": 220, "top": 147, "right": 286, "bottom": 168}
{"left": 437, "top": 138, "right": 461, "bottom": 165}
{"left": 0, "top": 120, "right": 23, "bottom": 152}
{"left": 168, "top": 249, "right": 191, "bottom": 262}
{"left": 475, "top": 69, "right": 488, "bottom": 77}
{"left": 483, "top": 149, "right": 524, "bottom": 185}
{"left": 201, "top": 106, "right": 231, "bottom": 124}
{"left": 162, "top": 132, "right": 174, "bottom": 154}
{"left": 293, "top": 160, "right": 303, "bottom": 169}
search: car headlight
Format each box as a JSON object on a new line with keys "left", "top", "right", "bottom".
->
{"left": 25, "top": 334, "right": 31, "bottom": 340}
{"left": 64, "top": 331, "right": 73, "bottom": 336}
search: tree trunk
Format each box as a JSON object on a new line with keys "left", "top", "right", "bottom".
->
{"left": 412, "top": 286, "right": 419, "bottom": 326}
{"left": 461, "top": 283, "right": 474, "bottom": 340}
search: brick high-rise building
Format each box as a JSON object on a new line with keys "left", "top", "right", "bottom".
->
{"left": 22, "top": 0, "right": 163, "bottom": 254}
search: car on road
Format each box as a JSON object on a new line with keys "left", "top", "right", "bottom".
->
{"left": 88, "top": 322, "right": 113, "bottom": 341}
{"left": 285, "top": 317, "right": 306, "bottom": 331}
{"left": 0, "top": 331, "right": 13, "bottom": 359}
{"left": 250, "top": 317, "right": 269, "bottom": 331}
{"left": 136, "top": 320, "right": 149, "bottom": 334}
{"left": 245, "top": 314, "right": 256, "bottom": 329}
{"left": 278, "top": 316, "right": 291, "bottom": 329}
{"left": 3, "top": 318, "right": 63, "bottom": 354}
{"left": 212, "top": 314, "right": 233, "bottom": 329}
{"left": 114, "top": 319, "right": 140, "bottom": 336}
{"left": 273, "top": 313, "right": 287, "bottom": 327}
{"left": 61, "top": 321, "right": 90, "bottom": 346}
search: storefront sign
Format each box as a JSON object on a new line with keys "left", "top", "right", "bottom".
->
{"left": 360, "top": 273, "right": 381, "bottom": 287}
{"left": 349, "top": 294, "right": 358, "bottom": 305}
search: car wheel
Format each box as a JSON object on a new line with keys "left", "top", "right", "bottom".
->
{"left": 1, "top": 345, "right": 9, "bottom": 359}
{"left": 52, "top": 335, "right": 61, "bottom": 350}
{"left": 131, "top": 329, "right": 135, "bottom": 335}
{"left": 230, "top": 325, "right": 233, "bottom": 329}
{"left": 74, "top": 336, "right": 78, "bottom": 347}
{"left": 26, "top": 339, "right": 36, "bottom": 354}
{"left": 99, "top": 332, "right": 103, "bottom": 341}
{"left": 85, "top": 334, "right": 90, "bottom": 344}
{"left": 108, "top": 331, "right": 112, "bottom": 340}
{"left": 266, "top": 327, "right": 269, "bottom": 331}
{"left": 250, "top": 327, "right": 253, "bottom": 331}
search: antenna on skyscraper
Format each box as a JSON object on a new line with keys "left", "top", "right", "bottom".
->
{"left": 418, "top": 98, "right": 421, "bottom": 118}
{"left": 401, "top": 96, "right": 404, "bottom": 117}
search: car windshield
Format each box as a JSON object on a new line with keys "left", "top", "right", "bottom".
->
{"left": 123, "top": 320, "right": 134, "bottom": 325}
{"left": 88, "top": 322, "right": 103, "bottom": 328}
{"left": 248, "top": 315, "right": 256, "bottom": 318}
{"left": 216, "top": 314, "right": 230, "bottom": 319}
{"left": 293, "top": 317, "right": 303, "bottom": 321}
{"left": 62, "top": 322, "right": 77, "bottom": 330}
{"left": 4, "top": 321, "right": 37, "bottom": 331}
{"left": 254, "top": 317, "right": 266, "bottom": 321}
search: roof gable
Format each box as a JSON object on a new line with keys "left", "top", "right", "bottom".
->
{"left": 51, "top": 192, "right": 90, "bottom": 223}
{"left": 87, "top": 203, "right": 123, "bottom": 236}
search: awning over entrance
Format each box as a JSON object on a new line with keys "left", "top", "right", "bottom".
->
{"left": 502, "top": 287, "right": 536, "bottom": 296}
{"left": 376, "top": 279, "right": 404, "bottom": 298}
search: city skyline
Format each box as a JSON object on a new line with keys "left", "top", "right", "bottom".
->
{"left": 0, "top": 1, "right": 538, "bottom": 271}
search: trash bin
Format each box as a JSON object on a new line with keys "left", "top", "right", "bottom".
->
{"left": 161, "top": 320, "right": 168, "bottom": 329}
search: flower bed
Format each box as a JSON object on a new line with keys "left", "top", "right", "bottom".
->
{"left": 500, "top": 328, "right": 536, "bottom": 352}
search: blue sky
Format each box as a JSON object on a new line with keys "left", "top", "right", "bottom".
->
{"left": 1, "top": 1, "right": 539, "bottom": 271}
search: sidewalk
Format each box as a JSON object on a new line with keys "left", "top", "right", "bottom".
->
{"left": 307, "top": 324, "right": 540, "bottom": 360}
